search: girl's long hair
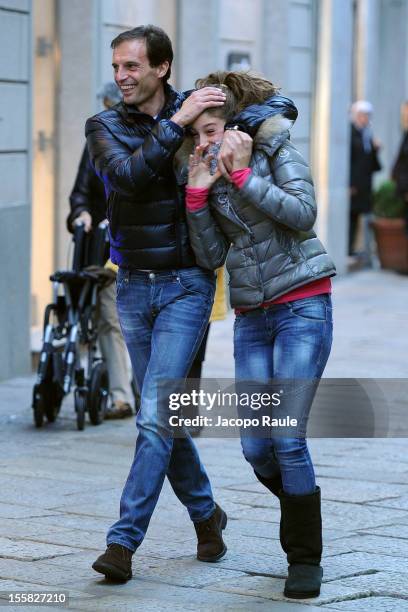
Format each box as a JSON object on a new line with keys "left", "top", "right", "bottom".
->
{"left": 195, "top": 71, "right": 279, "bottom": 116}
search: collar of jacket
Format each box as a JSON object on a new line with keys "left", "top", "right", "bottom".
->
{"left": 226, "top": 94, "right": 298, "bottom": 137}
{"left": 116, "top": 84, "right": 185, "bottom": 123}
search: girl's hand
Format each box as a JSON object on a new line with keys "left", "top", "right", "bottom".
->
{"left": 188, "top": 144, "right": 222, "bottom": 189}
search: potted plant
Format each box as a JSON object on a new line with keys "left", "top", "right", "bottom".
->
{"left": 372, "top": 180, "right": 408, "bottom": 272}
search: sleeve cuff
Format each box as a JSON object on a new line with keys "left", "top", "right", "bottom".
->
{"left": 166, "top": 119, "right": 185, "bottom": 136}
{"left": 186, "top": 186, "right": 210, "bottom": 211}
{"left": 231, "top": 168, "right": 252, "bottom": 189}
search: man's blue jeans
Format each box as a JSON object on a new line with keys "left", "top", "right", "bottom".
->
{"left": 234, "top": 294, "right": 333, "bottom": 496}
{"left": 107, "top": 267, "right": 216, "bottom": 552}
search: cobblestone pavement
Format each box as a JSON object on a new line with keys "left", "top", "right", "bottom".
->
{"left": 0, "top": 270, "right": 407, "bottom": 611}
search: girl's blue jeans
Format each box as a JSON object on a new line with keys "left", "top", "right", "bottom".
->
{"left": 234, "top": 294, "right": 333, "bottom": 496}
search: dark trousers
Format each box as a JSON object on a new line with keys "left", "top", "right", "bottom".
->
{"left": 349, "top": 211, "right": 360, "bottom": 255}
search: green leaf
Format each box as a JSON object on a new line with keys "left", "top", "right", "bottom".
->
{"left": 373, "top": 180, "right": 405, "bottom": 218}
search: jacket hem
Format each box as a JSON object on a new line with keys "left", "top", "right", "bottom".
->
{"left": 230, "top": 270, "right": 336, "bottom": 310}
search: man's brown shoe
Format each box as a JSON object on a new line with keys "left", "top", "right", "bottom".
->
{"left": 92, "top": 543, "right": 133, "bottom": 581}
{"left": 194, "top": 503, "right": 227, "bottom": 562}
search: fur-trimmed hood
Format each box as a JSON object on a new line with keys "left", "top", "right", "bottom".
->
{"left": 227, "top": 94, "right": 297, "bottom": 137}
{"left": 174, "top": 95, "right": 298, "bottom": 179}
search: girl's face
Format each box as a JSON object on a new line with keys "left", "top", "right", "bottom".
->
{"left": 190, "top": 112, "right": 226, "bottom": 147}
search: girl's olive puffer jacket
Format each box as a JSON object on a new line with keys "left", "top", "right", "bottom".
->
{"left": 176, "top": 97, "right": 336, "bottom": 309}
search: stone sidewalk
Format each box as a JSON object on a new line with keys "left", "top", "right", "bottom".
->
{"left": 0, "top": 269, "right": 407, "bottom": 611}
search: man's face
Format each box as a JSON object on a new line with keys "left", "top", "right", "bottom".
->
{"left": 112, "top": 39, "right": 168, "bottom": 107}
{"left": 355, "top": 111, "right": 370, "bottom": 129}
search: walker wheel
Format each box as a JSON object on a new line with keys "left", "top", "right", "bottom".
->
{"left": 32, "top": 387, "right": 44, "bottom": 428}
{"left": 75, "top": 392, "right": 87, "bottom": 431}
{"left": 89, "top": 362, "right": 109, "bottom": 426}
{"left": 44, "top": 382, "right": 63, "bottom": 423}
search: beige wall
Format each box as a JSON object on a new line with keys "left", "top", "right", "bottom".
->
{"left": 312, "top": 0, "right": 354, "bottom": 274}
{"left": 31, "top": 0, "right": 57, "bottom": 326}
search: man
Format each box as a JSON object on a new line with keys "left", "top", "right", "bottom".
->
{"left": 349, "top": 100, "right": 382, "bottom": 259}
{"left": 86, "top": 25, "right": 228, "bottom": 581}
{"left": 68, "top": 82, "right": 134, "bottom": 419}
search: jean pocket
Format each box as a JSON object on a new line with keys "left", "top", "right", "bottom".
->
{"left": 176, "top": 270, "right": 215, "bottom": 301}
{"left": 115, "top": 269, "right": 129, "bottom": 300}
{"left": 286, "top": 296, "right": 328, "bottom": 322}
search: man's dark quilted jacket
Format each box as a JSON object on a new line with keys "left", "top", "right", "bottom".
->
{"left": 85, "top": 85, "right": 196, "bottom": 269}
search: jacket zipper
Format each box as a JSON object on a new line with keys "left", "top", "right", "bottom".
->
{"left": 224, "top": 187, "right": 265, "bottom": 299}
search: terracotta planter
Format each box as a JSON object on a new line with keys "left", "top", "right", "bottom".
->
{"left": 372, "top": 217, "right": 408, "bottom": 272}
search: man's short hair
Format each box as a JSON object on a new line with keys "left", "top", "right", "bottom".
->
{"left": 111, "top": 24, "right": 173, "bottom": 83}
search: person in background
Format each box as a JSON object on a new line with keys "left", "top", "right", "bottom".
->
{"left": 67, "top": 82, "right": 134, "bottom": 419}
{"left": 349, "top": 100, "right": 382, "bottom": 259}
{"left": 392, "top": 101, "right": 408, "bottom": 234}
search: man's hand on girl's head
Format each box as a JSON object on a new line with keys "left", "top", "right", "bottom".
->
{"left": 171, "top": 88, "right": 226, "bottom": 128}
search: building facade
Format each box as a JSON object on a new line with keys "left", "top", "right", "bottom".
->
{"left": 1, "top": 0, "right": 408, "bottom": 379}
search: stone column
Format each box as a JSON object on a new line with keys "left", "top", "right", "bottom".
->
{"left": 354, "top": 0, "right": 381, "bottom": 104}
{"left": 0, "top": 0, "right": 32, "bottom": 378}
{"left": 311, "top": 0, "right": 354, "bottom": 275}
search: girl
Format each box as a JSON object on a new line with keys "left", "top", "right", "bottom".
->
{"left": 178, "top": 71, "right": 336, "bottom": 599}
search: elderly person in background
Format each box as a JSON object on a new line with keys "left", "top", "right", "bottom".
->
{"left": 67, "top": 82, "right": 134, "bottom": 419}
{"left": 349, "top": 100, "right": 382, "bottom": 259}
{"left": 392, "top": 101, "right": 408, "bottom": 234}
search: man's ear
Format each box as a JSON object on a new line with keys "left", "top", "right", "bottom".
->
{"left": 156, "top": 61, "right": 170, "bottom": 80}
